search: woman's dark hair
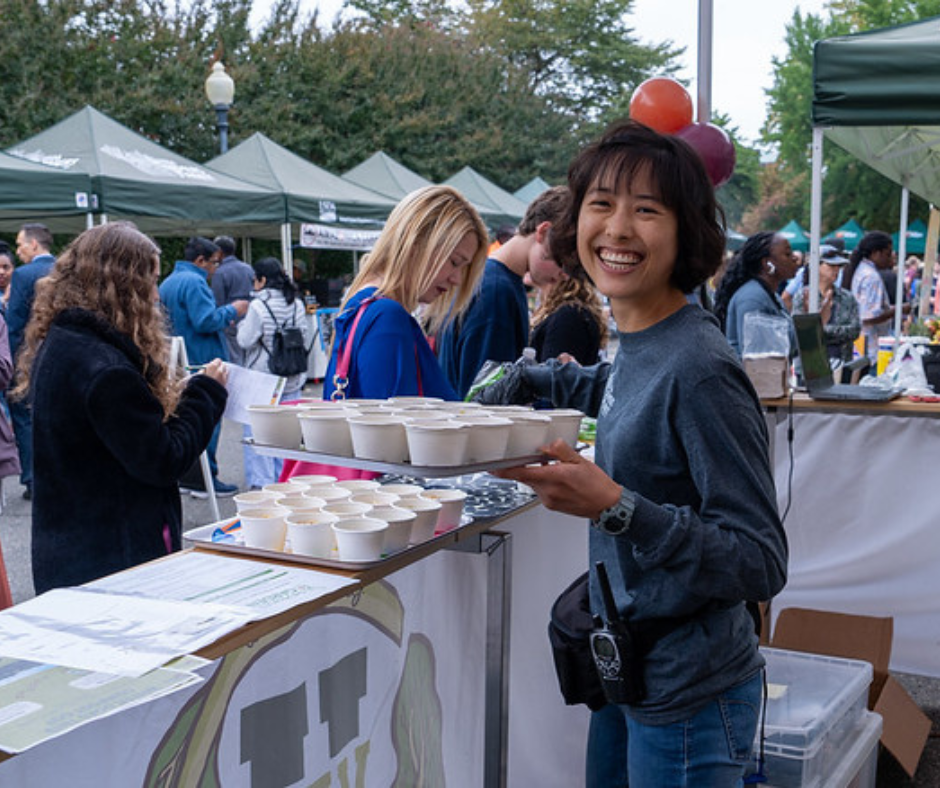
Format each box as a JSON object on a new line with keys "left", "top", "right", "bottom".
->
{"left": 253, "top": 257, "right": 299, "bottom": 304}
{"left": 712, "top": 231, "right": 777, "bottom": 330}
{"left": 549, "top": 119, "right": 726, "bottom": 293}
{"left": 845, "top": 231, "right": 892, "bottom": 290}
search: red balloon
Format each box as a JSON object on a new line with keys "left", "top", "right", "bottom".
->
{"left": 629, "top": 78, "right": 694, "bottom": 134}
{"left": 675, "top": 122, "right": 736, "bottom": 187}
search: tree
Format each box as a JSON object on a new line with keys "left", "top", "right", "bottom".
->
{"left": 762, "top": 1, "right": 940, "bottom": 233}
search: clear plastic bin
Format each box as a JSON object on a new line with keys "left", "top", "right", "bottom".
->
{"left": 748, "top": 647, "right": 873, "bottom": 787}
{"left": 828, "top": 712, "right": 882, "bottom": 788}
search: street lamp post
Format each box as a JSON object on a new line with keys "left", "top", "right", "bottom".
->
{"left": 204, "top": 60, "right": 235, "bottom": 154}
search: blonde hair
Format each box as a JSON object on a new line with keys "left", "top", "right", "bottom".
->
{"left": 531, "top": 274, "right": 608, "bottom": 347}
{"left": 343, "top": 185, "right": 488, "bottom": 334}
{"left": 13, "top": 222, "right": 182, "bottom": 418}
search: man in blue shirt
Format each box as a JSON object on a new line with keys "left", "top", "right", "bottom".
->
{"left": 8, "top": 224, "right": 56, "bottom": 500}
{"left": 438, "top": 188, "right": 567, "bottom": 398}
{"left": 159, "top": 237, "right": 248, "bottom": 496}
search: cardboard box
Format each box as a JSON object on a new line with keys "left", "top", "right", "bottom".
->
{"left": 770, "top": 607, "right": 932, "bottom": 778}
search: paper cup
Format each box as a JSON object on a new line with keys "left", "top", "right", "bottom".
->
{"left": 370, "top": 506, "right": 418, "bottom": 554}
{"left": 335, "top": 479, "right": 382, "bottom": 493}
{"left": 290, "top": 474, "right": 339, "bottom": 487}
{"left": 286, "top": 511, "right": 338, "bottom": 557}
{"left": 332, "top": 517, "right": 388, "bottom": 562}
{"left": 234, "top": 490, "right": 284, "bottom": 513}
{"left": 351, "top": 490, "right": 400, "bottom": 508}
{"left": 298, "top": 411, "right": 354, "bottom": 456}
{"left": 277, "top": 495, "right": 326, "bottom": 513}
{"left": 240, "top": 507, "right": 289, "bottom": 551}
{"left": 404, "top": 421, "right": 470, "bottom": 466}
{"left": 455, "top": 416, "right": 512, "bottom": 462}
{"left": 347, "top": 415, "right": 409, "bottom": 462}
{"left": 420, "top": 488, "right": 467, "bottom": 532}
{"left": 247, "top": 405, "right": 302, "bottom": 448}
{"left": 377, "top": 483, "right": 425, "bottom": 501}
{"left": 395, "top": 496, "right": 443, "bottom": 544}
{"left": 323, "top": 501, "right": 374, "bottom": 521}
{"left": 544, "top": 409, "right": 585, "bottom": 447}
{"left": 304, "top": 485, "right": 352, "bottom": 504}
{"left": 263, "top": 481, "right": 309, "bottom": 497}
{"left": 505, "top": 413, "right": 552, "bottom": 457}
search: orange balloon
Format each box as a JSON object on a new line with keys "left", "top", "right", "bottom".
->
{"left": 629, "top": 78, "right": 694, "bottom": 134}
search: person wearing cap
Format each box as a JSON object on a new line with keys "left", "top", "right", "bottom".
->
{"left": 791, "top": 244, "right": 860, "bottom": 362}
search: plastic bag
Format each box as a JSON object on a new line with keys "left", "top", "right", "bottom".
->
{"left": 742, "top": 313, "right": 790, "bottom": 398}
{"left": 884, "top": 340, "right": 929, "bottom": 392}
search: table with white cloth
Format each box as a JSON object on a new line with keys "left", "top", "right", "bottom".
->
{"left": 763, "top": 394, "right": 940, "bottom": 677}
{"left": 0, "top": 491, "right": 592, "bottom": 787}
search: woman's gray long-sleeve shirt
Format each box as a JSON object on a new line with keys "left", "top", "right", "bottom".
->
{"left": 530, "top": 305, "right": 788, "bottom": 724}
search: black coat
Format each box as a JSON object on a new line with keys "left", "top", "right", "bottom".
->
{"left": 30, "top": 308, "right": 226, "bottom": 593}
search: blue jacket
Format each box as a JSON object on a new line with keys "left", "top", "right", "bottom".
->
{"left": 159, "top": 260, "right": 236, "bottom": 365}
{"left": 437, "top": 258, "right": 529, "bottom": 398}
{"left": 324, "top": 287, "right": 458, "bottom": 401}
{"left": 7, "top": 253, "right": 55, "bottom": 358}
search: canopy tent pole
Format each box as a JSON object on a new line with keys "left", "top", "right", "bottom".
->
{"left": 895, "top": 183, "right": 910, "bottom": 337}
{"left": 921, "top": 207, "right": 940, "bottom": 318}
{"left": 242, "top": 237, "right": 252, "bottom": 265}
{"left": 280, "top": 223, "right": 293, "bottom": 280}
{"left": 697, "top": 0, "right": 713, "bottom": 122}
{"left": 808, "top": 127, "right": 825, "bottom": 313}
{"left": 85, "top": 212, "right": 94, "bottom": 230}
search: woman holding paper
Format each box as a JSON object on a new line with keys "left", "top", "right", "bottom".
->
{"left": 12, "top": 222, "right": 228, "bottom": 593}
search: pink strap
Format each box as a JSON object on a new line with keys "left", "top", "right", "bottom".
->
{"left": 336, "top": 297, "right": 376, "bottom": 379}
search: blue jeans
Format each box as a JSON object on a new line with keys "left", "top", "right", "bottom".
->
{"left": 624, "top": 671, "right": 762, "bottom": 788}
{"left": 9, "top": 398, "right": 31, "bottom": 488}
{"left": 587, "top": 704, "right": 628, "bottom": 787}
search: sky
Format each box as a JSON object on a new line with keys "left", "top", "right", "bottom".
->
{"left": 249, "top": 0, "right": 832, "bottom": 147}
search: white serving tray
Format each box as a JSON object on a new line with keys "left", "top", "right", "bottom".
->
{"left": 244, "top": 439, "right": 546, "bottom": 478}
{"left": 184, "top": 514, "right": 474, "bottom": 571}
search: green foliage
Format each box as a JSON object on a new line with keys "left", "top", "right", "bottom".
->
{"left": 762, "top": 1, "right": 938, "bottom": 233}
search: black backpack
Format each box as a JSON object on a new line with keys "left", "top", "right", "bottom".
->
{"left": 259, "top": 299, "right": 309, "bottom": 377}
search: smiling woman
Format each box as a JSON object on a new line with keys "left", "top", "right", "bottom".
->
{"left": 476, "top": 120, "right": 787, "bottom": 787}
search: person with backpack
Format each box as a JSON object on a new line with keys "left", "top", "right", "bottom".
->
{"left": 237, "top": 256, "right": 312, "bottom": 487}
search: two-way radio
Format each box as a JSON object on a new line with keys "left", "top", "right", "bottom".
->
{"left": 589, "top": 561, "right": 645, "bottom": 704}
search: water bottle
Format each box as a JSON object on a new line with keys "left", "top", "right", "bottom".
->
{"left": 517, "top": 347, "right": 537, "bottom": 366}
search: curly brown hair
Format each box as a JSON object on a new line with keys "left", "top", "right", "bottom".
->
{"left": 12, "top": 222, "right": 182, "bottom": 418}
{"left": 530, "top": 274, "right": 608, "bottom": 347}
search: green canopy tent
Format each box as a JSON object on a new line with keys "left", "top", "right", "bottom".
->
{"left": 822, "top": 218, "right": 866, "bottom": 252}
{"left": 892, "top": 218, "right": 931, "bottom": 255}
{"left": 513, "top": 176, "right": 553, "bottom": 206}
{"left": 6, "top": 106, "right": 283, "bottom": 238}
{"left": 778, "top": 220, "right": 810, "bottom": 253}
{"left": 811, "top": 16, "right": 940, "bottom": 329}
{"left": 208, "top": 134, "right": 397, "bottom": 270}
{"left": 444, "top": 166, "right": 527, "bottom": 230}
{"left": 342, "top": 151, "right": 433, "bottom": 201}
{"left": 0, "top": 150, "right": 96, "bottom": 233}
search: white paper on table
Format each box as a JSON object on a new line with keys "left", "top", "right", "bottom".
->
{"left": 89, "top": 552, "right": 357, "bottom": 616}
{"left": 221, "top": 363, "right": 285, "bottom": 424}
{"left": 0, "top": 589, "right": 257, "bottom": 678}
{"left": 0, "top": 657, "right": 206, "bottom": 754}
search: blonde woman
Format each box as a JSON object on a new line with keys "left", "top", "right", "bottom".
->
{"left": 280, "top": 186, "right": 487, "bottom": 480}
{"left": 12, "top": 222, "right": 228, "bottom": 593}
{"left": 323, "top": 185, "right": 488, "bottom": 401}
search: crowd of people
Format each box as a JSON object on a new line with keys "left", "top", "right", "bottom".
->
{"left": 4, "top": 115, "right": 935, "bottom": 786}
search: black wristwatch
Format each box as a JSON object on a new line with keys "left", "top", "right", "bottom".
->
{"left": 594, "top": 488, "right": 636, "bottom": 536}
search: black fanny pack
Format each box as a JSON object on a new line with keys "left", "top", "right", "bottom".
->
{"left": 547, "top": 571, "right": 703, "bottom": 710}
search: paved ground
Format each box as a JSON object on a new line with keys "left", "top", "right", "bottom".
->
{"left": 0, "top": 403, "right": 937, "bottom": 784}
